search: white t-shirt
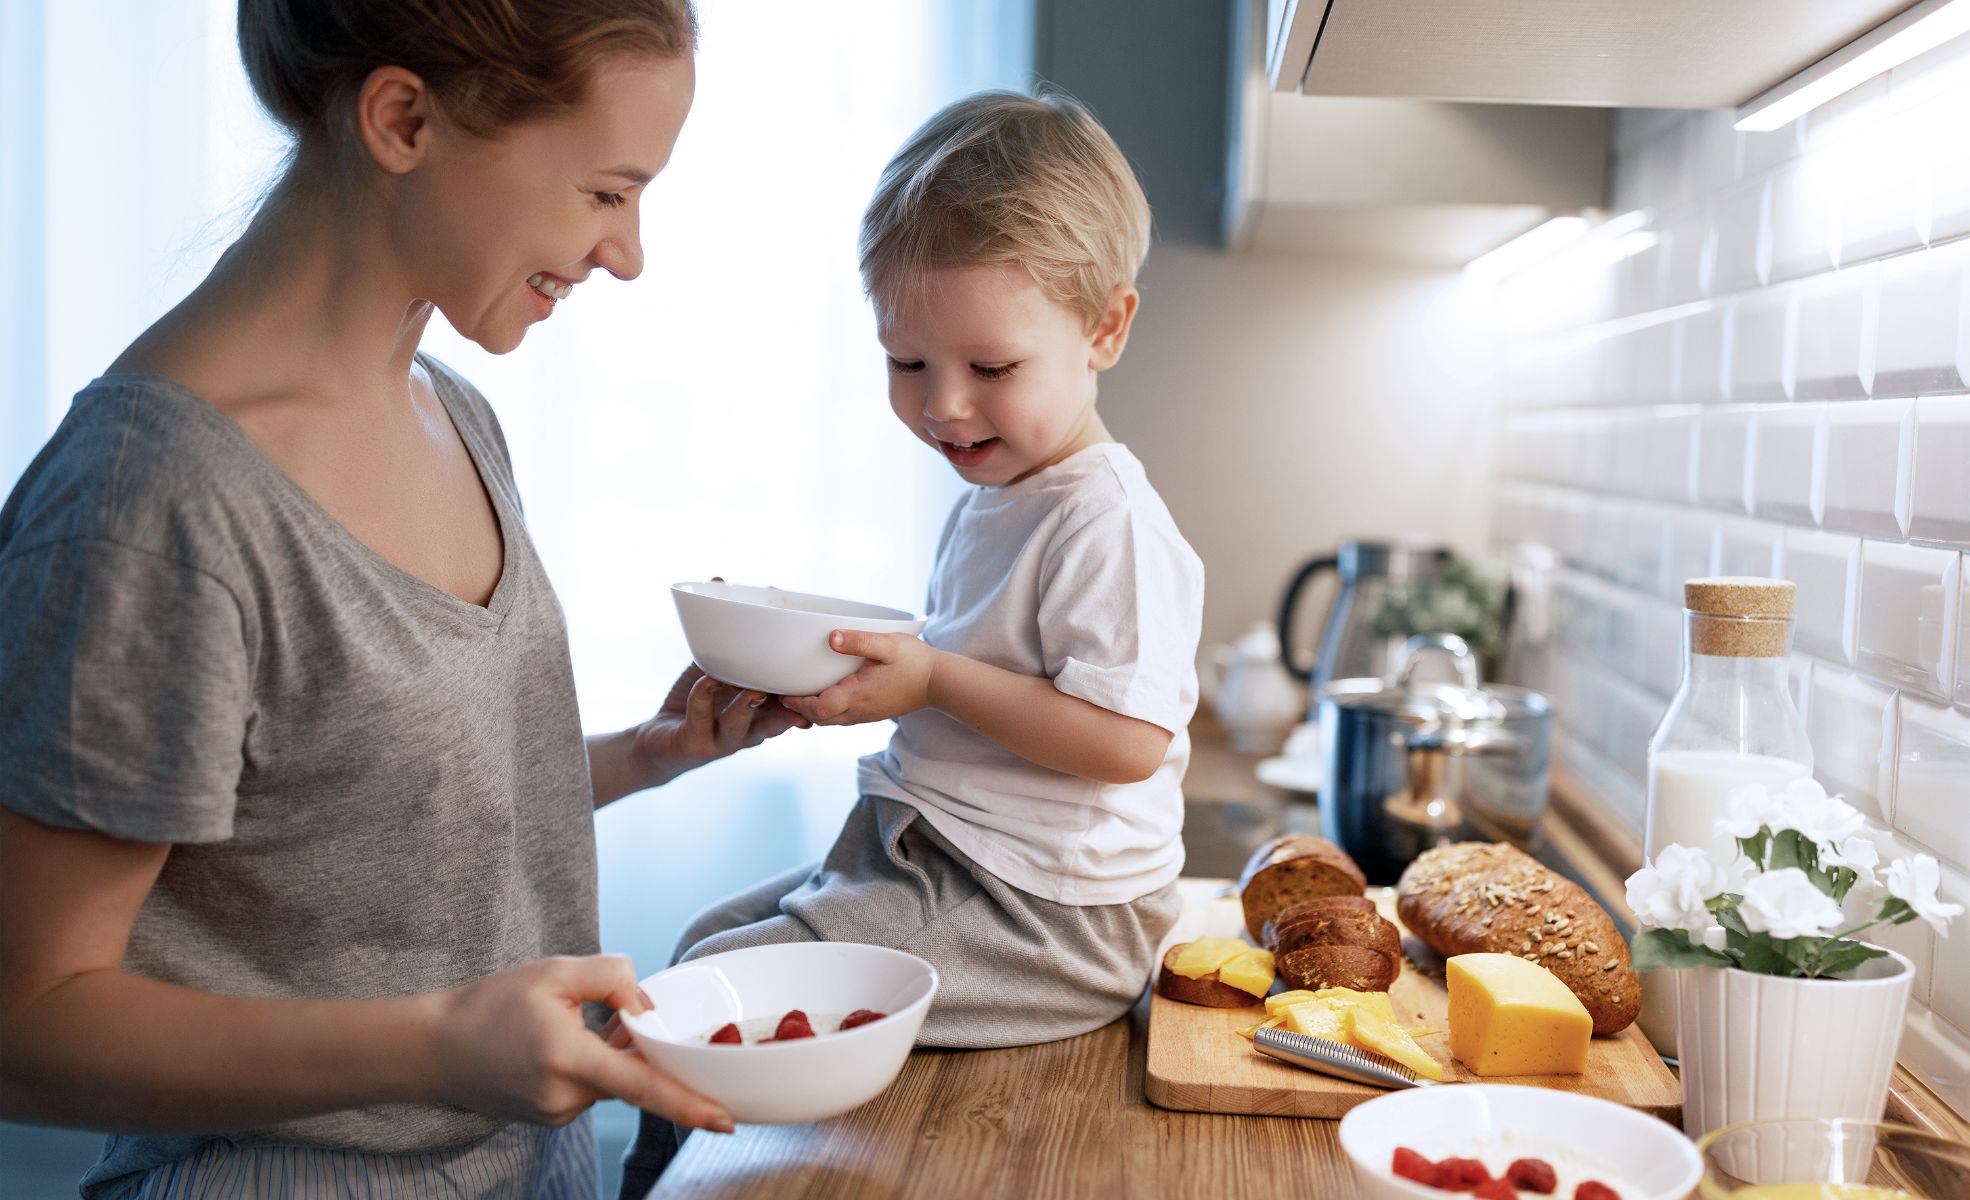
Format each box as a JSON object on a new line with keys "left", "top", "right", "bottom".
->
{"left": 858, "top": 442, "right": 1204, "bottom": 906}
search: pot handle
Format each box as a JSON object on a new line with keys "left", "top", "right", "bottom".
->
{"left": 1392, "top": 632, "right": 1482, "bottom": 690}
{"left": 1275, "top": 554, "right": 1339, "bottom": 684}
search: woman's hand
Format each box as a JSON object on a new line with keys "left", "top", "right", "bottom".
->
{"left": 432, "top": 954, "right": 733, "bottom": 1132}
{"left": 635, "top": 665, "right": 809, "bottom": 771}
{"left": 591, "top": 666, "right": 811, "bottom": 806}
{"left": 779, "top": 631, "right": 939, "bottom": 726}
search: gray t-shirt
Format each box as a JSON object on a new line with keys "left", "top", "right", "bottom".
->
{"left": 0, "top": 357, "right": 598, "bottom": 1188}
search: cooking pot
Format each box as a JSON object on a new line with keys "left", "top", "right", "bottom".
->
{"left": 1317, "top": 633, "right": 1552, "bottom": 884}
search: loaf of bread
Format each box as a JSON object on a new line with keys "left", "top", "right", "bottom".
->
{"left": 1155, "top": 944, "right": 1262, "bottom": 1008}
{"left": 1237, "top": 835, "right": 1367, "bottom": 942}
{"left": 1395, "top": 842, "right": 1641, "bottom": 1034}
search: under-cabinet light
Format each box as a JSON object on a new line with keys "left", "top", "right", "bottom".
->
{"left": 1735, "top": 0, "right": 1970, "bottom": 132}
{"left": 1464, "top": 216, "right": 1592, "bottom": 283}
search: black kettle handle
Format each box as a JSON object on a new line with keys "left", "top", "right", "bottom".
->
{"left": 1276, "top": 555, "right": 1339, "bottom": 684}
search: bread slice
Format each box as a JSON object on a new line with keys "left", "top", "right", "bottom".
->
{"left": 1270, "top": 909, "right": 1402, "bottom": 961}
{"left": 1156, "top": 943, "right": 1263, "bottom": 1008}
{"left": 1237, "top": 835, "right": 1368, "bottom": 942}
{"left": 1261, "top": 895, "right": 1378, "bottom": 948}
{"left": 1395, "top": 841, "right": 1641, "bottom": 1034}
{"left": 1277, "top": 943, "right": 1399, "bottom": 993}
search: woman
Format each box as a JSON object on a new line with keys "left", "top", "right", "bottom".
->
{"left": 0, "top": 1, "right": 794, "bottom": 1195}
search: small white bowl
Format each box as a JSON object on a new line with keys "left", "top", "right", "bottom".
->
{"left": 1338, "top": 1085, "right": 1702, "bottom": 1200}
{"left": 671, "top": 581, "right": 927, "bottom": 696}
{"left": 620, "top": 942, "right": 939, "bottom": 1125}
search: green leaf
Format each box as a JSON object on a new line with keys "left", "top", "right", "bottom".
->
{"left": 1739, "top": 831, "right": 1771, "bottom": 870}
{"left": 1810, "top": 940, "right": 1889, "bottom": 978}
{"left": 1769, "top": 829, "right": 1815, "bottom": 873}
{"left": 1879, "top": 897, "right": 1914, "bottom": 924}
{"left": 1713, "top": 900, "right": 1749, "bottom": 939}
{"left": 1737, "top": 933, "right": 1798, "bottom": 976}
{"left": 1630, "top": 928, "right": 1734, "bottom": 972}
{"left": 1829, "top": 867, "right": 1857, "bottom": 904}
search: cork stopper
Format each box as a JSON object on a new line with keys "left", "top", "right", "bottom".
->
{"left": 1684, "top": 577, "right": 1794, "bottom": 657}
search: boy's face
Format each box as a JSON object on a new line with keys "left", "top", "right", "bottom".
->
{"left": 877, "top": 262, "right": 1135, "bottom": 487}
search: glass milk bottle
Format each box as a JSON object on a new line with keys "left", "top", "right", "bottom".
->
{"left": 1638, "top": 577, "right": 1813, "bottom": 1050}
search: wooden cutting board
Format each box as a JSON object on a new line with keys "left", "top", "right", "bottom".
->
{"left": 1144, "top": 879, "right": 1681, "bottom": 1120}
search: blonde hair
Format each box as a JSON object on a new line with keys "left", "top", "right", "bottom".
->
{"left": 859, "top": 89, "right": 1152, "bottom": 330}
{"left": 238, "top": 0, "right": 695, "bottom": 148}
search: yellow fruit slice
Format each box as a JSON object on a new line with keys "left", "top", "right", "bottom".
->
{"left": 1348, "top": 1007, "right": 1445, "bottom": 1080}
{"left": 1168, "top": 936, "right": 1252, "bottom": 979}
{"left": 1217, "top": 947, "right": 1276, "bottom": 998}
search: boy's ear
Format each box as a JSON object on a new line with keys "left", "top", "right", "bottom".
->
{"left": 354, "top": 66, "right": 435, "bottom": 176}
{"left": 1087, "top": 285, "right": 1140, "bottom": 372}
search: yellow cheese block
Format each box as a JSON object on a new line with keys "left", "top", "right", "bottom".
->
{"left": 1168, "top": 936, "right": 1251, "bottom": 979}
{"left": 1446, "top": 952, "right": 1591, "bottom": 1077}
{"left": 1216, "top": 947, "right": 1276, "bottom": 998}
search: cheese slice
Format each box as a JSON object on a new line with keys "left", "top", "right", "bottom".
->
{"left": 1168, "top": 936, "right": 1252, "bottom": 979}
{"left": 1446, "top": 953, "right": 1591, "bottom": 1076}
{"left": 1216, "top": 947, "right": 1276, "bottom": 997}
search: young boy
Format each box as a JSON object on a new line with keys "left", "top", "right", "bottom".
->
{"left": 623, "top": 85, "right": 1202, "bottom": 1190}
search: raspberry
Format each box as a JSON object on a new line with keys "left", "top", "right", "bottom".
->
{"left": 1436, "top": 1157, "right": 1494, "bottom": 1192}
{"left": 1506, "top": 1159, "right": 1558, "bottom": 1194}
{"left": 708, "top": 1022, "right": 741, "bottom": 1045}
{"left": 1575, "top": 1183, "right": 1622, "bottom": 1200}
{"left": 766, "top": 1009, "right": 815, "bottom": 1041}
{"left": 1392, "top": 1147, "right": 1440, "bottom": 1187}
{"left": 1474, "top": 1180, "right": 1519, "bottom": 1200}
{"left": 839, "top": 1009, "right": 887, "bottom": 1030}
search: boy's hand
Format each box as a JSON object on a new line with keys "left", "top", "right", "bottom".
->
{"left": 780, "top": 631, "right": 938, "bottom": 725}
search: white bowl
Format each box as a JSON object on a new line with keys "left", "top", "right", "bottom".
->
{"left": 671, "top": 581, "right": 927, "bottom": 696}
{"left": 620, "top": 942, "right": 939, "bottom": 1125}
{"left": 1338, "top": 1085, "right": 1702, "bottom": 1200}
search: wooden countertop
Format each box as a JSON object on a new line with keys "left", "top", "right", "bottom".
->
{"left": 645, "top": 720, "right": 1966, "bottom": 1198}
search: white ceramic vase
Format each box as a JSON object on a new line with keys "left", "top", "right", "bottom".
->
{"left": 1673, "top": 946, "right": 1914, "bottom": 1140}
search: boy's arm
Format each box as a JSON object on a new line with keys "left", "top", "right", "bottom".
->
{"left": 777, "top": 630, "right": 1173, "bottom": 785}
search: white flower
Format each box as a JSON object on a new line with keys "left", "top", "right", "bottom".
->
{"left": 1715, "top": 782, "right": 1791, "bottom": 841}
{"left": 1775, "top": 778, "right": 1866, "bottom": 847}
{"left": 1739, "top": 868, "right": 1846, "bottom": 940}
{"left": 1627, "top": 844, "right": 1732, "bottom": 933}
{"left": 1882, "top": 855, "right": 1965, "bottom": 937}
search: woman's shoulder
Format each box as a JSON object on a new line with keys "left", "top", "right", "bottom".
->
{"left": 0, "top": 375, "right": 272, "bottom": 577}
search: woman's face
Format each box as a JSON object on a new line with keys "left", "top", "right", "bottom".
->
{"left": 400, "top": 53, "right": 696, "bottom": 353}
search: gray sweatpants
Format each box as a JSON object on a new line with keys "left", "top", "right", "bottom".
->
{"left": 619, "top": 794, "right": 1180, "bottom": 1196}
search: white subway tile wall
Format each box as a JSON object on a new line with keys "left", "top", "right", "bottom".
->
{"left": 1489, "top": 39, "right": 1970, "bottom": 1117}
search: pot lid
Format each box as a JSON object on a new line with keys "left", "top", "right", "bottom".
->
{"left": 1322, "top": 633, "right": 1547, "bottom": 726}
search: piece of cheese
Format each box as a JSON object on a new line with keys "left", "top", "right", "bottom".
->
{"left": 1233, "top": 1015, "right": 1285, "bottom": 1041}
{"left": 1347, "top": 1008, "right": 1445, "bottom": 1080}
{"left": 1264, "top": 989, "right": 1322, "bottom": 1016}
{"left": 1168, "top": 936, "right": 1251, "bottom": 979}
{"left": 1281, "top": 997, "right": 1356, "bottom": 1043}
{"left": 1216, "top": 947, "right": 1276, "bottom": 998}
{"left": 1311, "top": 987, "right": 1397, "bottom": 1024}
{"left": 1446, "top": 952, "right": 1591, "bottom": 1077}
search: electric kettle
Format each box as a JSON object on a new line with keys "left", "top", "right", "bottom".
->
{"left": 1275, "top": 539, "right": 1450, "bottom": 704}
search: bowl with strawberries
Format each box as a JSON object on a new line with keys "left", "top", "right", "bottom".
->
{"left": 620, "top": 941, "right": 939, "bottom": 1124}
{"left": 1337, "top": 1084, "right": 1701, "bottom": 1200}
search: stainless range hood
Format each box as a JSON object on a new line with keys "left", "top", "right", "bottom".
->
{"left": 1266, "top": 0, "right": 1922, "bottom": 107}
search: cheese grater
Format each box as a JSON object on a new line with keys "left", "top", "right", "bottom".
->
{"left": 1252, "top": 1025, "right": 1442, "bottom": 1090}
